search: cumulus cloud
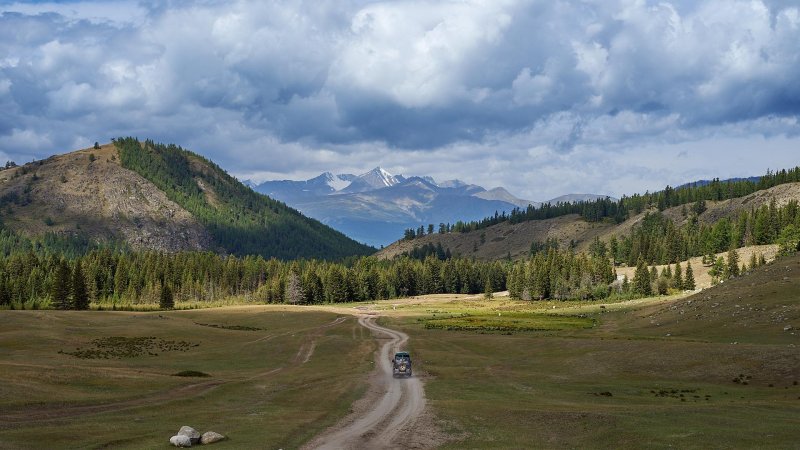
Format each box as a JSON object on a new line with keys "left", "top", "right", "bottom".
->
{"left": 0, "top": 0, "right": 798, "bottom": 198}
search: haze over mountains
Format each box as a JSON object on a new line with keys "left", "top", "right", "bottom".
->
{"left": 249, "top": 168, "right": 612, "bottom": 246}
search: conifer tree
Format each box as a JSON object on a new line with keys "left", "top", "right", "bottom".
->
{"left": 484, "top": 276, "right": 493, "bottom": 299}
{"left": 673, "top": 262, "right": 683, "bottom": 290}
{"left": 72, "top": 262, "right": 89, "bottom": 310}
{"left": 749, "top": 252, "right": 758, "bottom": 270}
{"left": 684, "top": 261, "right": 696, "bottom": 290}
{"left": 633, "top": 259, "right": 652, "bottom": 296}
{"left": 159, "top": 281, "right": 174, "bottom": 309}
{"left": 0, "top": 277, "right": 9, "bottom": 306}
{"left": 725, "top": 249, "right": 740, "bottom": 278}
{"left": 51, "top": 259, "right": 71, "bottom": 310}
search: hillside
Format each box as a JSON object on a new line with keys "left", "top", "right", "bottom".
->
{"left": 617, "top": 250, "right": 800, "bottom": 345}
{"left": 377, "top": 182, "right": 800, "bottom": 261}
{"left": 0, "top": 140, "right": 374, "bottom": 260}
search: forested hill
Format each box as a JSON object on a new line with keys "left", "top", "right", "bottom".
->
{"left": 0, "top": 139, "right": 374, "bottom": 260}
{"left": 114, "top": 138, "right": 375, "bottom": 259}
{"left": 379, "top": 178, "right": 800, "bottom": 262}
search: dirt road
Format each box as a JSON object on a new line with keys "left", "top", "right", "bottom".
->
{"left": 305, "top": 315, "right": 427, "bottom": 450}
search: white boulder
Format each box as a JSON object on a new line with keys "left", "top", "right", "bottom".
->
{"left": 170, "top": 435, "right": 192, "bottom": 447}
{"left": 178, "top": 426, "right": 201, "bottom": 445}
{"left": 200, "top": 431, "right": 226, "bottom": 444}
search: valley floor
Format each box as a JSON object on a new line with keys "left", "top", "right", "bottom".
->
{"left": 1, "top": 255, "right": 799, "bottom": 449}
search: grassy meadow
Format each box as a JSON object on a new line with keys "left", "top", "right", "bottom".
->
{"left": 378, "top": 255, "right": 800, "bottom": 448}
{"left": 0, "top": 308, "right": 374, "bottom": 449}
{"left": 1, "top": 254, "right": 798, "bottom": 449}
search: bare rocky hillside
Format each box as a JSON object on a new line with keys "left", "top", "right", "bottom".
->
{"left": 0, "top": 144, "right": 212, "bottom": 251}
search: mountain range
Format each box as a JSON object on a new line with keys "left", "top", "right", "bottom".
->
{"left": 248, "top": 168, "right": 612, "bottom": 247}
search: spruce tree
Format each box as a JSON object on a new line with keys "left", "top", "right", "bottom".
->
{"left": 51, "top": 259, "right": 72, "bottom": 310}
{"left": 0, "top": 277, "right": 9, "bottom": 306}
{"left": 673, "top": 263, "right": 683, "bottom": 290}
{"left": 749, "top": 252, "right": 757, "bottom": 270}
{"left": 484, "top": 276, "right": 493, "bottom": 299}
{"left": 684, "top": 262, "right": 696, "bottom": 290}
{"left": 72, "top": 262, "right": 89, "bottom": 310}
{"left": 726, "top": 249, "right": 740, "bottom": 278}
{"left": 159, "top": 282, "right": 174, "bottom": 309}
{"left": 633, "top": 259, "right": 652, "bottom": 296}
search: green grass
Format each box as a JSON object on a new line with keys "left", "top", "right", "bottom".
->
{"left": 424, "top": 312, "right": 595, "bottom": 332}
{"left": 397, "top": 317, "right": 800, "bottom": 449}
{"left": 0, "top": 307, "right": 374, "bottom": 449}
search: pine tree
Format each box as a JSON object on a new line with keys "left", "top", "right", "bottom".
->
{"left": 633, "top": 259, "right": 652, "bottom": 296}
{"left": 749, "top": 252, "right": 758, "bottom": 270}
{"left": 684, "top": 261, "right": 696, "bottom": 290}
{"left": 673, "top": 263, "right": 683, "bottom": 290}
{"left": 725, "top": 249, "right": 740, "bottom": 278}
{"left": 72, "top": 262, "right": 90, "bottom": 310}
{"left": 0, "top": 277, "right": 10, "bottom": 306}
{"left": 159, "top": 281, "right": 174, "bottom": 309}
{"left": 484, "top": 276, "right": 493, "bottom": 299}
{"left": 51, "top": 259, "right": 72, "bottom": 310}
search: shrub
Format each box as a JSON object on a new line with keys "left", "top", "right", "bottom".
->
{"left": 172, "top": 370, "right": 210, "bottom": 377}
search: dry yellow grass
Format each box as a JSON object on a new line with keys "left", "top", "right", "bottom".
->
{"left": 0, "top": 143, "right": 211, "bottom": 251}
{"left": 615, "top": 244, "right": 779, "bottom": 289}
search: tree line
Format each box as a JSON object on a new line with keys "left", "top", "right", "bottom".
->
{"left": 0, "top": 247, "right": 508, "bottom": 309}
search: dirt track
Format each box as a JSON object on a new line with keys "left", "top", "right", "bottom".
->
{"left": 305, "top": 315, "right": 427, "bottom": 450}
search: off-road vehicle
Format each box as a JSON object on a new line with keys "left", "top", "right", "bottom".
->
{"left": 391, "top": 351, "right": 412, "bottom": 377}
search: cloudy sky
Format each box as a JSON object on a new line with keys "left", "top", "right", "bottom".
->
{"left": 1, "top": 0, "right": 799, "bottom": 200}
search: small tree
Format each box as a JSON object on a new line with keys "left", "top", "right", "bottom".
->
{"left": 633, "top": 259, "right": 652, "bottom": 297}
{"left": 52, "top": 260, "right": 72, "bottom": 310}
{"left": 673, "top": 263, "right": 683, "bottom": 290}
{"left": 484, "top": 276, "right": 493, "bottom": 299}
{"left": 284, "top": 271, "right": 305, "bottom": 304}
{"left": 93, "top": 142, "right": 101, "bottom": 150}
{"left": 684, "top": 262, "right": 696, "bottom": 290}
{"left": 725, "top": 249, "right": 740, "bottom": 278}
{"left": 159, "top": 282, "right": 174, "bottom": 309}
{"left": 656, "top": 276, "right": 669, "bottom": 295}
{"left": 72, "top": 262, "right": 90, "bottom": 310}
{"left": 0, "top": 277, "right": 10, "bottom": 306}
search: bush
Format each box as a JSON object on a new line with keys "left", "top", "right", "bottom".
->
{"left": 172, "top": 370, "right": 210, "bottom": 377}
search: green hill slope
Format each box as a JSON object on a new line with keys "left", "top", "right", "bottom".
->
{"left": 114, "top": 137, "right": 374, "bottom": 260}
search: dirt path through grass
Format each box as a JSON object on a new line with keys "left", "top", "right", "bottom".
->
{"left": 305, "top": 315, "right": 429, "bottom": 450}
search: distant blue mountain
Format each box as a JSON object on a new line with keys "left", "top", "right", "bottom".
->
{"left": 250, "top": 168, "right": 611, "bottom": 247}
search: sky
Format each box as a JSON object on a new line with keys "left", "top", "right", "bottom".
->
{"left": 0, "top": 0, "right": 799, "bottom": 201}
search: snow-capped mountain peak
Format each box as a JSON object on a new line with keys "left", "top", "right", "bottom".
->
{"left": 325, "top": 172, "right": 352, "bottom": 192}
{"left": 358, "top": 167, "right": 400, "bottom": 189}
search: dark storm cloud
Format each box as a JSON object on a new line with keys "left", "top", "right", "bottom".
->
{"left": 0, "top": 0, "right": 799, "bottom": 198}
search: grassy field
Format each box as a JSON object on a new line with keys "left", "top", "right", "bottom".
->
{"left": 0, "top": 307, "right": 374, "bottom": 449}
{"left": 379, "top": 255, "right": 800, "bottom": 448}
{"left": 1, "top": 255, "right": 798, "bottom": 449}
